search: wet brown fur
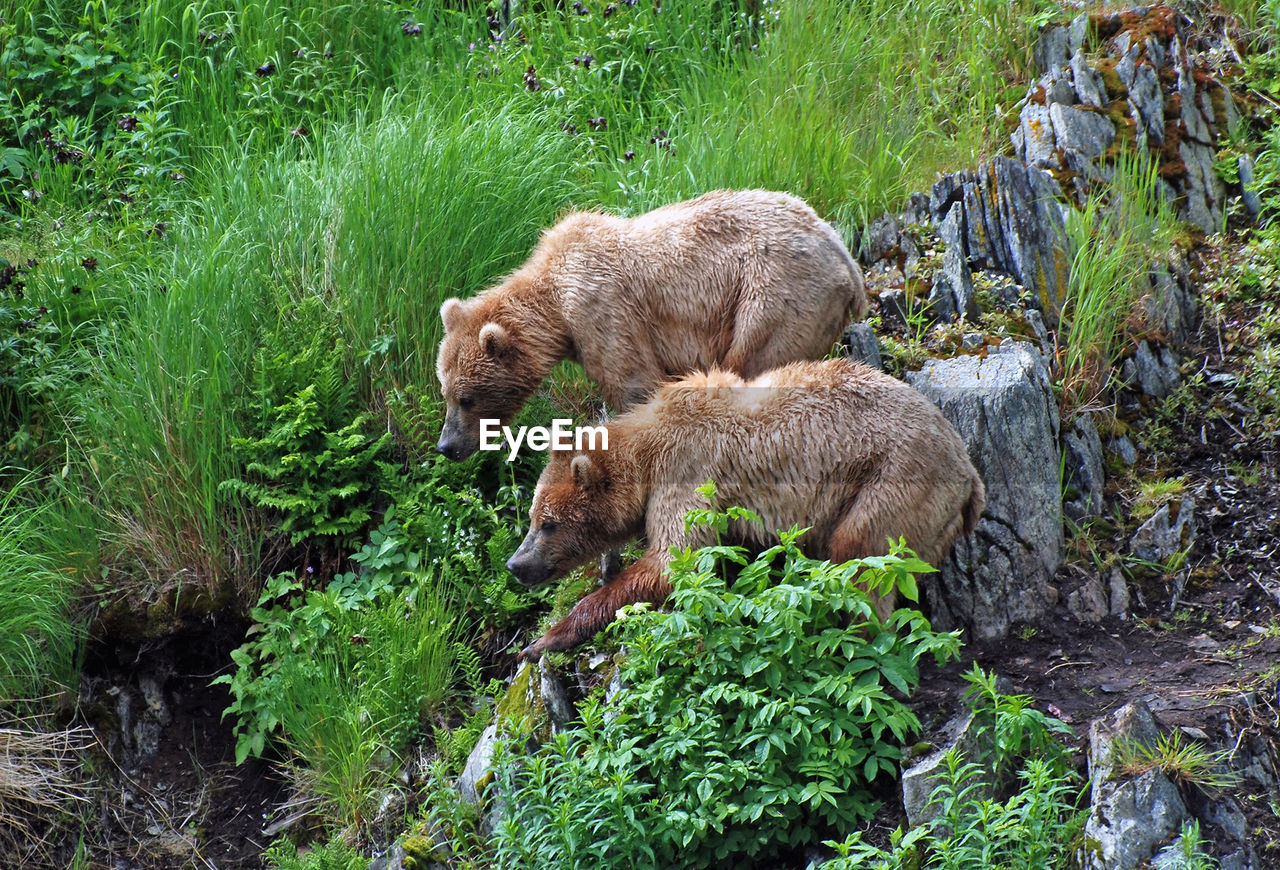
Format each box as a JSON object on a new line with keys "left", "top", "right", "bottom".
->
{"left": 435, "top": 190, "right": 867, "bottom": 457}
{"left": 515, "top": 359, "right": 985, "bottom": 659}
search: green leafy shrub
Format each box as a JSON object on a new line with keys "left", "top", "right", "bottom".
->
{"left": 221, "top": 302, "right": 391, "bottom": 552}
{"left": 217, "top": 515, "right": 457, "bottom": 763}
{"left": 815, "top": 665, "right": 1080, "bottom": 870}
{"left": 492, "top": 510, "right": 961, "bottom": 869}
{"left": 263, "top": 833, "right": 366, "bottom": 870}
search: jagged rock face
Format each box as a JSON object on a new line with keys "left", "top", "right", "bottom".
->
{"left": 906, "top": 343, "right": 1063, "bottom": 640}
{"left": 1015, "top": 6, "right": 1237, "bottom": 233}
{"left": 928, "top": 158, "right": 1071, "bottom": 327}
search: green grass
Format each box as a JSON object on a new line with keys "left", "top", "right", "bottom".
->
{"left": 1058, "top": 150, "right": 1183, "bottom": 412}
{"left": 0, "top": 473, "right": 90, "bottom": 716}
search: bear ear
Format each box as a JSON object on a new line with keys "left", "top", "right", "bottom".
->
{"left": 479, "top": 322, "right": 510, "bottom": 358}
{"left": 440, "top": 298, "right": 465, "bottom": 332}
{"left": 571, "top": 454, "right": 601, "bottom": 489}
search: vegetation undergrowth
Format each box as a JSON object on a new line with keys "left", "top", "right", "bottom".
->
{"left": 489, "top": 502, "right": 961, "bottom": 869}
{"left": 1055, "top": 150, "right": 1184, "bottom": 414}
{"left": 813, "top": 664, "right": 1083, "bottom": 870}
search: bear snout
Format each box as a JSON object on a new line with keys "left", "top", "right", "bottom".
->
{"left": 507, "top": 535, "right": 555, "bottom": 588}
{"left": 437, "top": 415, "right": 479, "bottom": 461}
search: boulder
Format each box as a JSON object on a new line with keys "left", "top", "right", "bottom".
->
{"left": 1123, "top": 340, "right": 1181, "bottom": 399}
{"left": 457, "top": 723, "right": 499, "bottom": 805}
{"left": 906, "top": 342, "right": 1062, "bottom": 640}
{"left": 841, "top": 322, "right": 884, "bottom": 371}
{"left": 1145, "top": 256, "right": 1199, "bottom": 347}
{"left": 1084, "top": 699, "right": 1187, "bottom": 870}
{"left": 900, "top": 710, "right": 985, "bottom": 829}
{"left": 1050, "top": 103, "right": 1116, "bottom": 163}
{"left": 1085, "top": 770, "right": 1188, "bottom": 870}
{"left": 1071, "top": 49, "right": 1106, "bottom": 108}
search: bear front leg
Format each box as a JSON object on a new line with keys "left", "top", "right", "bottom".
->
{"left": 518, "top": 555, "right": 671, "bottom": 662}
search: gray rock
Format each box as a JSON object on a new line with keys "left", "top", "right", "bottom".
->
{"left": 1033, "top": 25, "right": 1070, "bottom": 75}
{"left": 937, "top": 200, "right": 965, "bottom": 252}
{"left": 1023, "top": 309, "right": 1052, "bottom": 358}
{"left": 1050, "top": 102, "right": 1116, "bottom": 162}
{"left": 900, "top": 710, "right": 985, "bottom": 828}
{"left": 1124, "top": 340, "right": 1180, "bottom": 399}
{"left": 1108, "top": 435, "right": 1138, "bottom": 466}
{"left": 1219, "top": 848, "right": 1255, "bottom": 870}
{"left": 1089, "top": 700, "right": 1162, "bottom": 797}
{"left": 1109, "top": 568, "right": 1130, "bottom": 616}
{"left": 927, "top": 278, "right": 957, "bottom": 322}
{"left": 1145, "top": 258, "right": 1199, "bottom": 347}
{"left": 1178, "top": 138, "right": 1225, "bottom": 233}
{"left": 457, "top": 722, "right": 499, "bottom": 804}
{"left": 841, "top": 322, "right": 883, "bottom": 371}
{"left": 1035, "top": 26, "right": 1071, "bottom": 75}
{"left": 1062, "top": 412, "right": 1104, "bottom": 522}
{"left": 1069, "top": 13, "right": 1090, "bottom": 56}
{"left": 1017, "top": 101, "right": 1058, "bottom": 169}
{"left": 1085, "top": 770, "right": 1187, "bottom": 870}
{"left": 1129, "top": 494, "right": 1196, "bottom": 565}
{"left": 901, "top": 192, "right": 932, "bottom": 227}
{"left": 1177, "top": 48, "right": 1212, "bottom": 145}
{"left": 929, "top": 158, "right": 1070, "bottom": 327}
{"left": 1114, "top": 42, "right": 1140, "bottom": 91}
{"left": 539, "top": 659, "right": 575, "bottom": 725}
{"left": 879, "top": 288, "right": 907, "bottom": 329}
{"left": 863, "top": 213, "right": 901, "bottom": 264}
{"left": 929, "top": 245, "right": 978, "bottom": 323}
{"left": 1071, "top": 49, "right": 1106, "bottom": 108}
{"left": 367, "top": 842, "right": 408, "bottom": 870}
{"left": 1044, "top": 67, "right": 1077, "bottom": 108}
{"left": 1239, "top": 154, "right": 1262, "bottom": 219}
{"left": 1127, "top": 63, "right": 1164, "bottom": 146}
{"left": 1067, "top": 574, "right": 1110, "bottom": 624}
{"left": 906, "top": 343, "right": 1062, "bottom": 640}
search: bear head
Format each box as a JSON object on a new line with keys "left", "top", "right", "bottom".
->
{"left": 435, "top": 297, "right": 544, "bottom": 460}
{"left": 507, "top": 448, "right": 643, "bottom": 588}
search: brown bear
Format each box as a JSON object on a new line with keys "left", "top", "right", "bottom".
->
{"left": 435, "top": 189, "right": 867, "bottom": 459}
{"left": 506, "top": 358, "right": 985, "bottom": 661}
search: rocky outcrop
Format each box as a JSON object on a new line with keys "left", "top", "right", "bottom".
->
{"left": 906, "top": 343, "right": 1062, "bottom": 639}
{"left": 928, "top": 158, "right": 1071, "bottom": 325}
{"left": 1016, "top": 6, "right": 1240, "bottom": 234}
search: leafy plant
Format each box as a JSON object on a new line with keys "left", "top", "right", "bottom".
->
{"left": 263, "top": 833, "right": 366, "bottom": 870}
{"left": 492, "top": 505, "right": 961, "bottom": 869}
{"left": 221, "top": 309, "right": 391, "bottom": 553}
{"left": 813, "top": 665, "right": 1081, "bottom": 870}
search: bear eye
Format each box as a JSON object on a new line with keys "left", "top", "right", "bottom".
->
{"left": 540, "top": 521, "right": 557, "bottom": 534}
{"left": 459, "top": 395, "right": 475, "bottom": 412}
